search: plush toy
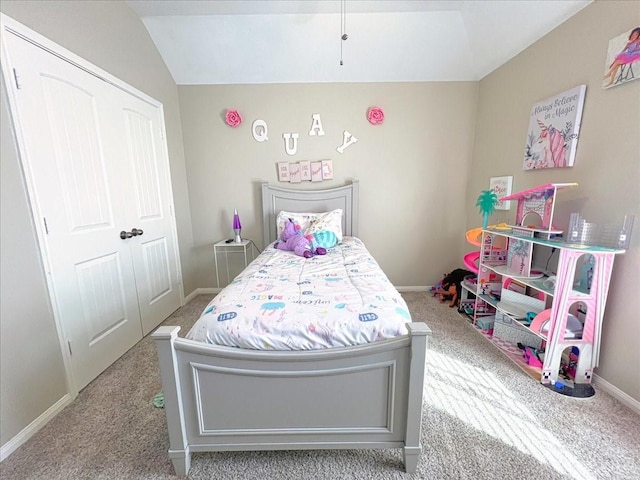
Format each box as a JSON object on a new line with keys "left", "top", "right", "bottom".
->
{"left": 275, "top": 219, "right": 327, "bottom": 258}
{"left": 433, "top": 268, "right": 476, "bottom": 308}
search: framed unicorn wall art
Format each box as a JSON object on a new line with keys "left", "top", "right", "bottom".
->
{"left": 523, "top": 85, "right": 586, "bottom": 170}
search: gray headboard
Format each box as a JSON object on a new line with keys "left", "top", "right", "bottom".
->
{"left": 261, "top": 181, "right": 359, "bottom": 247}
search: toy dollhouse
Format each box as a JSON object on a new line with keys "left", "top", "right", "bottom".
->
{"left": 465, "top": 182, "right": 632, "bottom": 397}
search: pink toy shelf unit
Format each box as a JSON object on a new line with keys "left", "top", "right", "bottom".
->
{"left": 461, "top": 182, "right": 633, "bottom": 398}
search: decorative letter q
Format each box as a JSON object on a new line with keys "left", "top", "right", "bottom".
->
{"left": 252, "top": 119, "right": 269, "bottom": 142}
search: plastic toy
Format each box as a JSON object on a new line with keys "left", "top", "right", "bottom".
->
{"left": 567, "top": 213, "right": 635, "bottom": 249}
{"left": 429, "top": 278, "right": 444, "bottom": 296}
{"left": 475, "top": 190, "right": 498, "bottom": 229}
{"left": 274, "top": 218, "right": 327, "bottom": 258}
{"left": 433, "top": 269, "right": 475, "bottom": 308}
{"left": 433, "top": 283, "right": 457, "bottom": 307}
{"left": 462, "top": 191, "right": 500, "bottom": 274}
{"left": 463, "top": 251, "right": 480, "bottom": 274}
{"left": 464, "top": 223, "right": 510, "bottom": 273}
{"left": 464, "top": 227, "right": 485, "bottom": 273}
{"left": 524, "top": 347, "right": 543, "bottom": 368}
{"left": 497, "top": 182, "right": 578, "bottom": 238}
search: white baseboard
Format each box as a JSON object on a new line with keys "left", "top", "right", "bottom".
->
{"left": 395, "top": 286, "right": 431, "bottom": 292}
{"left": 593, "top": 374, "right": 640, "bottom": 415}
{"left": 0, "top": 393, "right": 73, "bottom": 462}
{"left": 183, "top": 287, "right": 219, "bottom": 304}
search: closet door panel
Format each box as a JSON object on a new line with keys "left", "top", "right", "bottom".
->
{"left": 121, "top": 99, "right": 181, "bottom": 335}
{"left": 41, "top": 76, "right": 114, "bottom": 231}
{"left": 2, "top": 30, "right": 143, "bottom": 391}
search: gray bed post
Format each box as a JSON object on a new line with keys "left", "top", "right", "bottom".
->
{"left": 349, "top": 180, "right": 359, "bottom": 237}
{"left": 261, "top": 182, "right": 272, "bottom": 249}
{"left": 403, "top": 322, "right": 431, "bottom": 473}
{"left": 152, "top": 326, "right": 191, "bottom": 476}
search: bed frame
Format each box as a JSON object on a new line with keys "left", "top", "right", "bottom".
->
{"left": 153, "top": 181, "right": 431, "bottom": 475}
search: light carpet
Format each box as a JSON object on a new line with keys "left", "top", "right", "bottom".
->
{"left": 1, "top": 292, "right": 639, "bottom": 479}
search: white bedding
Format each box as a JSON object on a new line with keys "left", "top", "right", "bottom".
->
{"left": 187, "top": 237, "right": 411, "bottom": 350}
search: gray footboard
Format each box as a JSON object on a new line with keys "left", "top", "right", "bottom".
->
{"left": 152, "top": 323, "right": 430, "bottom": 475}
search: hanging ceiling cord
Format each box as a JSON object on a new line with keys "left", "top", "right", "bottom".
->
{"left": 340, "top": 0, "right": 348, "bottom": 65}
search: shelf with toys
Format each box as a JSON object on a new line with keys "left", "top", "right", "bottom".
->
{"left": 463, "top": 183, "right": 633, "bottom": 397}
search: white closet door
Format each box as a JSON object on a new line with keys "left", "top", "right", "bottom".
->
{"left": 120, "top": 95, "right": 181, "bottom": 335}
{"left": 3, "top": 29, "right": 180, "bottom": 389}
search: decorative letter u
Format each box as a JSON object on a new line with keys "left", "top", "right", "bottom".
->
{"left": 283, "top": 133, "right": 299, "bottom": 156}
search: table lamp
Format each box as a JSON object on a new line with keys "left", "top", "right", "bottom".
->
{"left": 233, "top": 209, "right": 242, "bottom": 243}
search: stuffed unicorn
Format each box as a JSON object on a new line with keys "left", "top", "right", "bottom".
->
{"left": 275, "top": 219, "right": 327, "bottom": 258}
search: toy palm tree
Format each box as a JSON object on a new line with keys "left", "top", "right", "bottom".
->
{"left": 476, "top": 190, "right": 498, "bottom": 229}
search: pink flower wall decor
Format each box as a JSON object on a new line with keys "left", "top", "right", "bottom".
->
{"left": 367, "top": 106, "right": 384, "bottom": 125}
{"left": 225, "top": 109, "right": 242, "bottom": 127}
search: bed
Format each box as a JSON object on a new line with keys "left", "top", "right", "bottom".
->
{"left": 152, "top": 181, "right": 431, "bottom": 475}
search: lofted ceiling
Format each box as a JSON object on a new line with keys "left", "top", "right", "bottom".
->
{"left": 126, "top": 0, "right": 592, "bottom": 85}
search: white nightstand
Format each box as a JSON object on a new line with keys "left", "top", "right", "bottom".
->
{"left": 213, "top": 239, "right": 256, "bottom": 288}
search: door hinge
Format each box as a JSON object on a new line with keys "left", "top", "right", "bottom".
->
{"left": 12, "top": 68, "right": 21, "bottom": 90}
{"left": 68, "top": 340, "right": 72, "bottom": 356}
{"left": 43, "top": 217, "right": 49, "bottom": 234}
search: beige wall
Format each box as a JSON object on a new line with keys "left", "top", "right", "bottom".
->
{"left": 0, "top": 0, "right": 194, "bottom": 450}
{"left": 1, "top": 0, "right": 638, "bottom": 461}
{"left": 469, "top": 0, "right": 640, "bottom": 400}
{"left": 178, "top": 82, "right": 478, "bottom": 288}
{"left": 1, "top": 80, "right": 68, "bottom": 444}
{"left": 0, "top": 0, "right": 196, "bottom": 295}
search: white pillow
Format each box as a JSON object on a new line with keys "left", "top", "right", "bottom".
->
{"left": 276, "top": 209, "right": 343, "bottom": 246}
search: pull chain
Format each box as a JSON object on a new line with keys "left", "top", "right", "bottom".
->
{"left": 340, "top": 0, "right": 347, "bottom": 65}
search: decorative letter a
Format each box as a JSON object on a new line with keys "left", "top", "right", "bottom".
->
{"left": 309, "top": 114, "right": 325, "bottom": 136}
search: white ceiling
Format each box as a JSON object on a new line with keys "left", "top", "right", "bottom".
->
{"left": 126, "top": 0, "right": 592, "bottom": 85}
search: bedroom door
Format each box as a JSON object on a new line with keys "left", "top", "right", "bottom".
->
{"left": 2, "top": 24, "right": 182, "bottom": 390}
